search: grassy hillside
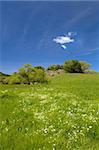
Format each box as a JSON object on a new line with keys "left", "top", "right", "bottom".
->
{"left": 0, "top": 74, "right": 99, "bottom": 150}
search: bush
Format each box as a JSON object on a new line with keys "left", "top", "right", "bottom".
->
{"left": 0, "top": 76, "right": 6, "bottom": 84}
{"left": 79, "top": 61, "right": 91, "bottom": 72}
{"left": 34, "top": 69, "right": 47, "bottom": 83}
{"left": 7, "top": 65, "right": 47, "bottom": 84}
{"left": 0, "top": 64, "right": 47, "bottom": 84}
{"left": 47, "top": 65, "right": 63, "bottom": 71}
{"left": 0, "top": 72, "right": 10, "bottom": 84}
{"left": 18, "top": 64, "right": 47, "bottom": 84}
{"left": 34, "top": 66, "right": 45, "bottom": 71}
{"left": 8, "top": 74, "right": 21, "bottom": 84}
{"left": 3, "top": 77, "right": 10, "bottom": 84}
{"left": 63, "top": 60, "right": 83, "bottom": 73}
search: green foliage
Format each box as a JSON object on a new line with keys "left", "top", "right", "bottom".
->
{"left": 34, "top": 66, "right": 45, "bottom": 70}
{"left": 0, "top": 64, "right": 47, "bottom": 85}
{"left": 15, "top": 64, "right": 47, "bottom": 84}
{"left": 0, "top": 76, "right": 6, "bottom": 84}
{"left": 80, "top": 61, "right": 91, "bottom": 72}
{"left": 63, "top": 60, "right": 83, "bottom": 73}
{"left": 2, "top": 77, "right": 10, "bottom": 84}
{"left": 0, "top": 61, "right": 97, "bottom": 84}
{"left": 34, "top": 69, "right": 47, "bottom": 83}
{"left": 8, "top": 74, "right": 21, "bottom": 84}
{"left": 63, "top": 60, "right": 91, "bottom": 73}
{"left": 47, "top": 64, "right": 63, "bottom": 71}
{"left": 18, "top": 64, "right": 33, "bottom": 83}
{"left": 0, "top": 72, "right": 10, "bottom": 84}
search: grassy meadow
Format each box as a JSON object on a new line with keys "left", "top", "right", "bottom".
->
{"left": 0, "top": 73, "right": 99, "bottom": 150}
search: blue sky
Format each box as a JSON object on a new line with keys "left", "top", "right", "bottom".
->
{"left": 1, "top": 1, "right": 99, "bottom": 74}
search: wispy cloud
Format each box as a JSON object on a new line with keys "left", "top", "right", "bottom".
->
{"left": 63, "top": 7, "right": 91, "bottom": 30}
{"left": 53, "top": 32, "right": 76, "bottom": 49}
{"left": 82, "top": 47, "right": 99, "bottom": 56}
{"left": 88, "top": 47, "right": 99, "bottom": 52}
{"left": 71, "top": 47, "right": 99, "bottom": 58}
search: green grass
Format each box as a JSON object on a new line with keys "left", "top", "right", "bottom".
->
{"left": 0, "top": 74, "right": 99, "bottom": 150}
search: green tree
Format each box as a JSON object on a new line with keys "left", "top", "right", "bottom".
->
{"left": 79, "top": 61, "right": 91, "bottom": 73}
{"left": 18, "top": 64, "right": 47, "bottom": 84}
{"left": 63, "top": 60, "right": 83, "bottom": 73}
{"left": 18, "top": 64, "right": 33, "bottom": 84}
{"left": 34, "top": 69, "right": 47, "bottom": 83}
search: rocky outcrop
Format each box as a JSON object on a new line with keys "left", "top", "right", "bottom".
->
{"left": 47, "top": 69, "right": 64, "bottom": 76}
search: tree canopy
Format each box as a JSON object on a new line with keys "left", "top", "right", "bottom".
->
{"left": 63, "top": 60, "right": 82, "bottom": 73}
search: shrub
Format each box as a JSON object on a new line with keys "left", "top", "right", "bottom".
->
{"left": 3, "top": 77, "right": 10, "bottom": 84}
{"left": 34, "top": 69, "right": 47, "bottom": 83}
{"left": 47, "top": 65, "right": 63, "bottom": 71}
{"left": 0, "top": 72, "right": 10, "bottom": 84}
{"left": 8, "top": 74, "right": 21, "bottom": 84}
{"left": 18, "top": 64, "right": 47, "bottom": 84}
{"left": 79, "top": 61, "right": 91, "bottom": 72}
{"left": 63, "top": 60, "right": 83, "bottom": 73}
{"left": 34, "top": 66, "right": 45, "bottom": 71}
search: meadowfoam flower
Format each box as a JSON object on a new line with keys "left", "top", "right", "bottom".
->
{"left": 89, "top": 126, "right": 92, "bottom": 129}
{"left": 34, "top": 112, "right": 45, "bottom": 120}
{"left": 43, "top": 128, "right": 48, "bottom": 134}
{"left": 52, "top": 144, "right": 56, "bottom": 150}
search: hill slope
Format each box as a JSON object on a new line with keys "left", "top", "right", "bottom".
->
{"left": 0, "top": 74, "right": 99, "bottom": 150}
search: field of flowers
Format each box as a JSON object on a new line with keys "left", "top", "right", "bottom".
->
{"left": 0, "top": 74, "right": 99, "bottom": 150}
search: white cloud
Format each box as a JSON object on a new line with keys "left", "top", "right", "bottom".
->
{"left": 53, "top": 36, "right": 74, "bottom": 44}
{"left": 53, "top": 32, "right": 76, "bottom": 49}
{"left": 61, "top": 45, "right": 67, "bottom": 49}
